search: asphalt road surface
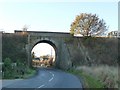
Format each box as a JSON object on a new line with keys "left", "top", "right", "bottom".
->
{"left": 2, "top": 68, "right": 83, "bottom": 89}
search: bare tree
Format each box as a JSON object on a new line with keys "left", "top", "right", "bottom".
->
{"left": 70, "top": 13, "right": 108, "bottom": 36}
{"left": 22, "top": 24, "right": 29, "bottom": 32}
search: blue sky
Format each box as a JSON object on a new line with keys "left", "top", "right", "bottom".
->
{"left": 0, "top": 1, "right": 118, "bottom": 33}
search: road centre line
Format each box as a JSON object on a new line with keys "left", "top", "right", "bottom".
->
{"left": 50, "top": 72, "right": 55, "bottom": 77}
{"left": 49, "top": 77, "right": 53, "bottom": 82}
{"left": 37, "top": 71, "right": 55, "bottom": 88}
{"left": 38, "top": 84, "right": 45, "bottom": 88}
{"left": 48, "top": 72, "right": 54, "bottom": 82}
{"left": 52, "top": 73, "right": 54, "bottom": 77}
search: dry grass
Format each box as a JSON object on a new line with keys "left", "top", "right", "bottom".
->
{"left": 76, "top": 65, "right": 119, "bottom": 88}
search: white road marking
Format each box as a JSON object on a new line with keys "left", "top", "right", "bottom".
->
{"left": 38, "top": 84, "right": 45, "bottom": 88}
{"left": 49, "top": 77, "right": 53, "bottom": 82}
{"left": 50, "top": 72, "right": 55, "bottom": 77}
{"left": 49, "top": 72, "right": 54, "bottom": 82}
{"left": 52, "top": 74, "right": 54, "bottom": 77}
{"left": 37, "top": 71, "right": 55, "bottom": 89}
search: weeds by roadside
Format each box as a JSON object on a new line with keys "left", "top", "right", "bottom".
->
{"left": 22, "top": 68, "right": 36, "bottom": 79}
{"left": 68, "top": 65, "right": 119, "bottom": 89}
{"left": 68, "top": 69, "right": 104, "bottom": 88}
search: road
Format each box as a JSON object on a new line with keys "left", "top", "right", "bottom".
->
{"left": 2, "top": 68, "right": 83, "bottom": 89}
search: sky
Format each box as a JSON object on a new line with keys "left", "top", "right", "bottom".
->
{"left": 0, "top": 0, "right": 118, "bottom": 57}
{"left": 0, "top": 1, "right": 118, "bottom": 33}
{"left": 31, "top": 43, "right": 55, "bottom": 57}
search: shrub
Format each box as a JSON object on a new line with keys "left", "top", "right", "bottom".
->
{"left": 3, "top": 58, "right": 14, "bottom": 78}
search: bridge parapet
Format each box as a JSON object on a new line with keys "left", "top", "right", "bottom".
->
{"left": 15, "top": 30, "right": 71, "bottom": 38}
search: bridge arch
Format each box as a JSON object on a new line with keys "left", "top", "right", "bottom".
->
{"left": 24, "top": 31, "right": 73, "bottom": 70}
{"left": 29, "top": 38, "right": 59, "bottom": 67}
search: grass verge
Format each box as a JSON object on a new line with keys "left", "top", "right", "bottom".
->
{"left": 22, "top": 68, "right": 37, "bottom": 79}
{"left": 68, "top": 69, "right": 104, "bottom": 88}
{"left": 13, "top": 68, "right": 37, "bottom": 79}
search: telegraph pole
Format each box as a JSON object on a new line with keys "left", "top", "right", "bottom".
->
{"left": 51, "top": 48, "right": 52, "bottom": 57}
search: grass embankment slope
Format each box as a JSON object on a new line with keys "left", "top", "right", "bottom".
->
{"left": 68, "top": 65, "right": 119, "bottom": 89}
{"left": 65, "top": 37, "right": 119, "bottom": 88}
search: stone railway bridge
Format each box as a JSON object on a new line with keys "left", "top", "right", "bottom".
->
{"left": 16, "top": 31, "right": 74, "bottom": 70}
{"left": 3, "top": 30, "right": 89, "bottom": 69}
{"left": 2, "top": 30, "right": 116, "bottom": 70}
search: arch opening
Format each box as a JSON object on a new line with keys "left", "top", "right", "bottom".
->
{"left": 31, "top": 40, "right": 57, "bottom": 68}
